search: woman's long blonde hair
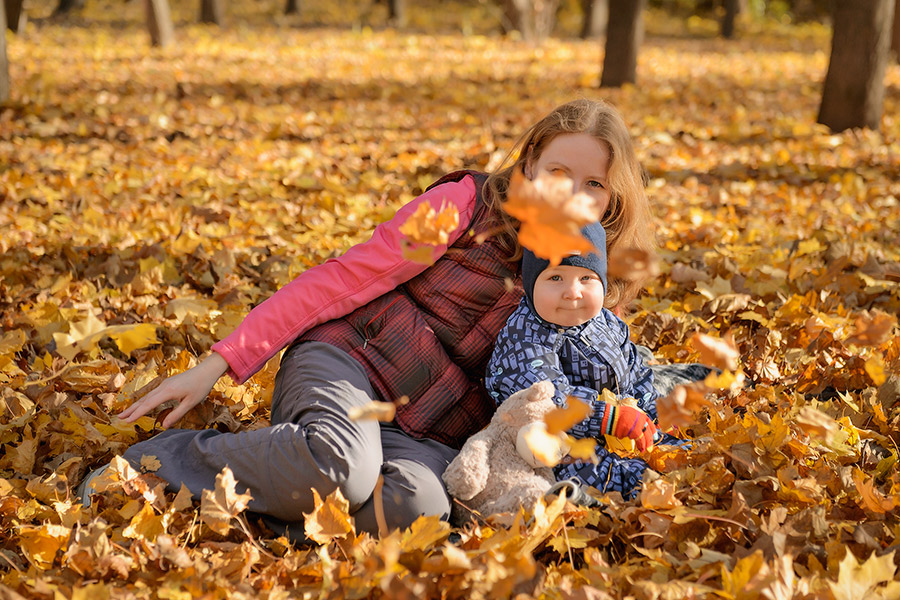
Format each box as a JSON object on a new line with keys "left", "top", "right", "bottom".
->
{"left": 484, "top": 98, "right": 654, "bottom": 310}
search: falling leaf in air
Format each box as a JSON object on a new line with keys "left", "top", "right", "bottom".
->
{"left": 691, "top": 332, "right": 740, "bottom": 371}
{"left": 607, "top": 247, "right": 660, "bottom": 282}
{"left": 503, "top": 170, "right": 602, "bottom": 266}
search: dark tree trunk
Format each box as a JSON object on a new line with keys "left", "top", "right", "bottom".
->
{"left": 580, "top": 0, "right": 608, "bottom": 39}
{"left": 817, "top": 0, "right": 894, "bottom": 131}
{"left": 0, "top": 0, "right": 9, "bottom": 102}
{"left": 4, "top": 0, "right": 24, "bottom": 34}
{"left": 892, "top": 0, "right": 900, "bottom": 62}
{"left": 54, "top": 0, "right": 85, "bottom": 16}
{"left": 145, "top": 0, "right": 175, "bottom": 47}
{"left": 721, "top": 0, "right": 739, "bottom": 38}
{"left": 200, "top": 0, "right": 224, "bottom": 25}
{"left": 387, "top": 0, "right": 407, "bottom": 27}
{"left": 284, "top": 0, "right": 300, "bottom": 15}
{"left": 601, "top": 0, "right": 644, "bottom": 87}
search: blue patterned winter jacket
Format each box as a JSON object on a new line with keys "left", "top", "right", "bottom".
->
{"left": 485, "top": 299, "right": 662, "bottom": 498}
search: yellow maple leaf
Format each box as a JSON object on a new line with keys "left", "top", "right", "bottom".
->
{"left": 829, "top": 549, "right": 897, "bottom": 600}
{"left": 18, "top": 524, "right": 71, "bottom": 570}
{"left": 503, "top": 170, "right": 602, "bottom": 266}
{"left": 400, "top": 515, "right": 451, "bottom": 553}
{"left": 401, "top": 240, "right": 439, "bottom": 265}
{"left": 200, "top": 466, "right": 253, "bottom": 536}
{"left": 604, "top": 434, "right": 636, "bottom": 457}
{"left": 106, "top": 324, "right": 159, "bottom": 355}
{"left": 544, "top": 396, "right": 592, "bottom": 435}
{"left": 347, "top": 401, "right": 397, "bottom": 422}
{"left": 398, "top": 199, "right": 459, "bottom": 246}
{"left": 864, "top": 355, "right": 887, "bottom": 387}
{"left": 122, "top": 501, "right": 168, "bottom": 542}
{"left": 0, "top": 328, "right": 27, "bottom": 357}
{"left": 303, "top": 487, "right": 355, "bottom": 544}
{"left": 720, "top": 550, "right": 767, "bottom": 600}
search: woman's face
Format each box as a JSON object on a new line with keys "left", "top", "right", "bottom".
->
{"left": 527, "top": 132, "right": 612, "bottom": 215}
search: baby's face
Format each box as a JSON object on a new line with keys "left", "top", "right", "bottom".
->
{"left": 532, "top": 265, "right": 605, "bottom": 327}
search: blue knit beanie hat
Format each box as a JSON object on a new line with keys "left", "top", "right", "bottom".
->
{"left": 521, "top": 222, "right": 608, "bottom": 310}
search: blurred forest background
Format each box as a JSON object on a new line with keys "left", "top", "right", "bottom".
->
{"left": 1, "top": 1, "right": 900, "bottom": 599}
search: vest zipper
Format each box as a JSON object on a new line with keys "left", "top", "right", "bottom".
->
{"left": 362, "top": 296, "right": 404, "bottom": 349}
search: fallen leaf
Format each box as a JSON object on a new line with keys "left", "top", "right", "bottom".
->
{"left": 200, "top": 466, "right": 253, "bottom": 536}
{"left": 303, "top": 487, "right": 355, "bottom": 544}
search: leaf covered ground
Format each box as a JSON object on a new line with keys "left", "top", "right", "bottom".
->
{"left": 2, "top": 1, "right": 900, "bottom": 598}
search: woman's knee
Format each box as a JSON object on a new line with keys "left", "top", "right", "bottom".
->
{"left": 378, "top": 460, "right": 452, "bottom": 530}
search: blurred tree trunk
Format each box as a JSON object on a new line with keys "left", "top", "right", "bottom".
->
{"left": 145, "top": 0, "right": 175, "bottom": 47}
{"left": 200, "top": 0, "right": 224, "bottom": 24}
{"left": 601, "top": 0, "right": 644, "bottom": 87}
{"left": 892, "top": 0, "right": 900, "bottom": 61}
{"left": 817, "top": 0, "right": 894, "bottom": 131}
{"left": 721, "top": 0, "right": 741, "bottom": 38}
{"left": 580, "top": 0, "right": 607, "bottom": 39}
{"left": 284, "top": 0, "right": 300, "bottom": 15}
{"left": 0, "top": 0, "right": 8, "bottom": 102}
{"left": 387, "top": 0, "right": 407, "bottom": 26}
{"left": 4, "top": 0, "right": 24, "bottom": 33}
{"left": 502, "top": 0, "right": 558, "bottom": 42}
{"left": 54, "top": 0, "right": 85, "bottom": 16}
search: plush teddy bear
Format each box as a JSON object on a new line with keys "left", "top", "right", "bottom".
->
{"left": 442, "top": 380, "right": 567, "bottom": 517}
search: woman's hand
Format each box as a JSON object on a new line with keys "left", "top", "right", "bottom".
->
{"left": 118, "top": 353, "right": 230, "bottom": 428}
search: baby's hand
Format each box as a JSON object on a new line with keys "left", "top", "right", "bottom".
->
{"left": 607, "top": 405, "right": 658, "bottom": 452}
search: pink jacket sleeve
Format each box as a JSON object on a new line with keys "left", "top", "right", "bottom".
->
{"left": 211, "top": 175, "right": 480, "bottom": 383}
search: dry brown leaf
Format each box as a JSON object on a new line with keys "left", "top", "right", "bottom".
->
{"left": 844, "top": 310, "right": 898, "bottom": 347}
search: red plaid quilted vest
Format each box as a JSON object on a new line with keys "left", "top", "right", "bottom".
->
{"left": 297, "top": 171, "right": 523, "bottom": 448}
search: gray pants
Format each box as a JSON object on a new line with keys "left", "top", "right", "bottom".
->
{"left": 123, "top": 342, "right": 459, "bottom": 538}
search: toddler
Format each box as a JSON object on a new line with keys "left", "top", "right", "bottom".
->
{"left": 486, "top": 222, "right": 668, "bottom": 499}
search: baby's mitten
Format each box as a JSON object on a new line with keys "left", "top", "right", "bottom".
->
{"left": 603, "top": 405, "right": 657, "bottom": 451}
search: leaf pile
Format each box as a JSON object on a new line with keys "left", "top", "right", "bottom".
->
{"left": 2, "top": 2, "right": 900, "bottom": 598}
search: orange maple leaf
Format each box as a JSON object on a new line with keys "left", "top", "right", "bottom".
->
{"left": 398, "top": 200, "right": 460, "bottom": 246}
{"left": 503, "top": 170, "right": 602, "bottom": 266}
